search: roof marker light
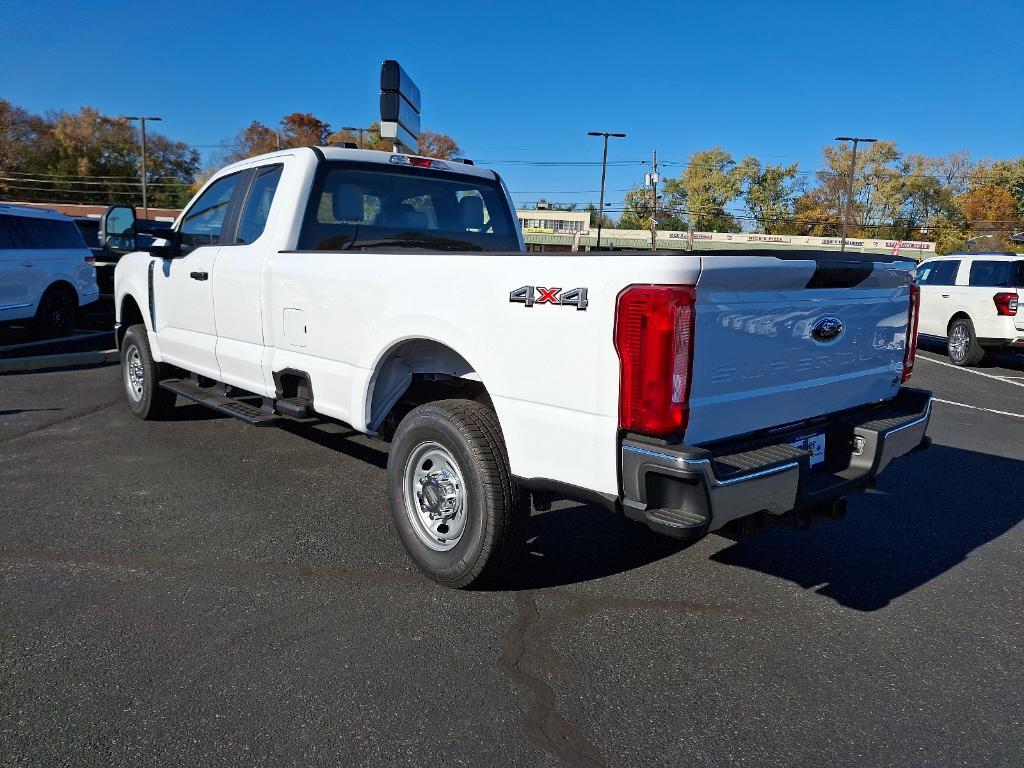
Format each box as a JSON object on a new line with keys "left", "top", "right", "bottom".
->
{"left": 389, "top": 155, "right": 449, "bottom": 170}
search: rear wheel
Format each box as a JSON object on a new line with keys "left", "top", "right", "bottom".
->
{"left": 33, "top": 286, "right": 77, "bottom": 339}
{"left": 386, "top": 399, "right": 528, "bottom": 588}
{"left": 121, "top": 324, "right": 177, "bottom": 419}
{"left": 947, "top": 317, "right": 985, "bottom": 366}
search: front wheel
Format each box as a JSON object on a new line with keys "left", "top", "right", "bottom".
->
{"left": 947, "top": 317, "right": 985, "bottom": 366}
{"left": 121, "top": 324, "right": 177, "bottom": 419}
{"left": 386, "top": 399, "right": 528, "bottom": 588}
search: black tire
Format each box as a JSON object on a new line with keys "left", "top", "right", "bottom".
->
{"left": 387, "top": 399, "right": 528, "bottom": 588}
{"left": 33, "top": 285, "right": 77, "bottom": 339}
{"left": 121, "top": 324, "right": 177, "bottom": 420}
{"left": 947, "top": 317, "right": 985, "bottom": 366}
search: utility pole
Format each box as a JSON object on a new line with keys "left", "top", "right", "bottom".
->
{"left": 645, "top": 149, "right": 659, "bottom": 250}
{"left": 587, "top": 131, "right": 626, "bottom": 250}
{"left": 123, "top": 116, "right": 162, "bottom": 220}
{"left": 835, "top": 135, "right": 877, "bottom": 252}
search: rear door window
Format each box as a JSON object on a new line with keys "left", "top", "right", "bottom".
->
{"left": 920, "top": 259, "right": 959, "bottom": 286}
{"left": 234, "top": 164, "right": 283, "bottom": 245}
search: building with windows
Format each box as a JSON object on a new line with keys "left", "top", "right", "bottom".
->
{"left": 516, "top": 209, "right": 589, "bottom": 234}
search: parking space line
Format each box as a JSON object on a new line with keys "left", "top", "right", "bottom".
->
{"left": 934, "top": 398, "right": 1024, "bottom": 419}
{"left": 0, "top": 330, "right": 110, "bottom": 353}
{"left": 918, "top": 355, "right": 1024, "bottom": 387}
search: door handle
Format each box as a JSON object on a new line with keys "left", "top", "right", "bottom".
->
{"left": 190, "top": 271, "right": 209, "bottom": 281}
{"left": 941, "top": 294, "right": 950, "bottom": 298}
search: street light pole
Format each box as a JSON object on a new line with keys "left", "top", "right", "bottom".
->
{"left": 342, "top": 126, "right": 371, "bottom": 149}
{"left": 587, "top": 131, "right": 625, "bottom": 250}
{"left": 124, "top": 116, "right": 162, "bottom": 220}
{"left": 834, "top": 136, "right": 876, "bottom": 252}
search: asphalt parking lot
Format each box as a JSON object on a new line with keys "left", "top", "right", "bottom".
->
{"left": 1, "top": 343, "right": 1022, "bottom": 767}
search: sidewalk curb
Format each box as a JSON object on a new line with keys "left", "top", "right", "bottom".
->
{"left": 0, "top": 349, "right": 120, "bottom": 374}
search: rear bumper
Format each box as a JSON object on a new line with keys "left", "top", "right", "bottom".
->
{"left": 620, "top": 388, "right": 933, "bottom": 538}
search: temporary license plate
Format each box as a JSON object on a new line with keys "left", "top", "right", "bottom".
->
{"left": 790, "top": 433, "right": 826, "bottom": 467}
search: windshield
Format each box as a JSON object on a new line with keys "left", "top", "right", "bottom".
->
{"left": 297, "top": 161, "right": 519, "bottom": 252}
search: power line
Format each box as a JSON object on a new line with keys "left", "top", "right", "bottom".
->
{"left": 0, "top": 174, "right": 189, "bottom": 187}
{"left": 0, "top": 168, "right": 188, "bottom": 181}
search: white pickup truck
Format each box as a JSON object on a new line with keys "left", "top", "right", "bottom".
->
{"left": 103, "top": 145, "right": 933, "bottom": 587}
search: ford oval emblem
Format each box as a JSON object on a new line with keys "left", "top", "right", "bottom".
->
{"left": 811, "top": 316, "right": 844, "bottom": 343}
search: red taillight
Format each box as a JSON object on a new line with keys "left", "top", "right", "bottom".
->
{"left": 902, "top": 283, "right": 920, "bottom": 383}
{"left": 614, "top": 284, "right": 696, "bottom": 436}
{"left": 408, "top": 156, "right": 433, "bottom": 167}
{"left": 994, "top": 292, "right": 1019, "bottom": 316}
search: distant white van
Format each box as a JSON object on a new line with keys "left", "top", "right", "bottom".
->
{"left": 0, "top": 204, "right": 100, "bottom": 337}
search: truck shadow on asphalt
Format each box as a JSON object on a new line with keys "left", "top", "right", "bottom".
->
{"left": 708, "top": 444, "right": 1024, "bottom": 611}
{"left": 503, "top": 506, "right": 696, "bottom": 590}
{"left": 501, "top": 445, "right": 1023, "bottom": 611}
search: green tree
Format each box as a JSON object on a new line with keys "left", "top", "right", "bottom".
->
{"left": 663, "top": 147, "right": 745, "bottom": 231}
{"left": 740, "top": 159, "right": 801, "bottom": 234}
{"left": 584, "top": 202, "right": 613, "bottom": 229}
{"left": 617, "top": 186, "right": 686, "bottom": 230}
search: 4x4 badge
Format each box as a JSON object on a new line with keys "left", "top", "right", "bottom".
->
{"left": 509, "top": 286, "right": 588, "bottom": 310}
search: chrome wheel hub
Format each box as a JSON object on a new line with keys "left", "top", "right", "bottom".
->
{"left": 949, "top": 325, "right": 968, "bottom": 361}
{"left": 125, "top": 345, "right": 145, "bottom": 402}
{"left": 403, "top": 442, "right": 468, "bottom": 551}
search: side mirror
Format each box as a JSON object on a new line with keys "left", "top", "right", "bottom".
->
{"left": 99, "top": 205, "right": 137, "bottom": 253}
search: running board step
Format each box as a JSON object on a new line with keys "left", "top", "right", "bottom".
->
{"left": 160, "top": 379, "right": 283, "bottom": 426}
{"left": 623, "top": 500, "right": 709, "bottom": 539}
{"left": 276, "top": 396, "right": 313, "bottom": 419}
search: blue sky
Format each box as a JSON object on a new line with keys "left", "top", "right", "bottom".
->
{"left": 1, "top": 0, "right": 1022, "bottom": 214}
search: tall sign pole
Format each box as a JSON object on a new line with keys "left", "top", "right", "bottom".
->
{"left": 835, "top": 135, "right": 877, "bottom": 252}
{"left": 587, "top": 131, "right": 626, "bottom": 250}
{"left": 379, "top": 60, "right": 421, "bottom": 154}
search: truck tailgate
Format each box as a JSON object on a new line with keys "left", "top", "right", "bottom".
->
{"left": 685, "top": 254, "right": 914, "bottom": 445}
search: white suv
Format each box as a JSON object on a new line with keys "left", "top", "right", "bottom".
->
{"left": 0, "top": 204, "right": 100, "bottom": 337}
{"left": 915, "top": 252, "right": 1023, "bottom": 365}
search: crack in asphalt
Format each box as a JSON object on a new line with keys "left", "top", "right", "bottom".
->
{"left": 499, "top": 591, "right": 609, "bottom": 768}
{"left": 495, "top": 589, "right": 799, "bottom": 767}
{"left": 0, "top": 397, "right": 120, "bottom": 445}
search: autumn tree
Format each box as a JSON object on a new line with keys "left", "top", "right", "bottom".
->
{"left": 0, "top": 99, "right": 53, "bottom": 181}
{"left": 969, "top": 158, "right": 1024, "bottom": 216}
{"left": 228, "top": 121, "right": 280, "bottom": 161}
{"left": 0, "top": 103, "right": 198, "bottom": 207}
{"left": 279, "top": 112, "right": 332, "bottom": 147}
{"left": 417, "top": 130, "right": 462, "bottom": 159}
